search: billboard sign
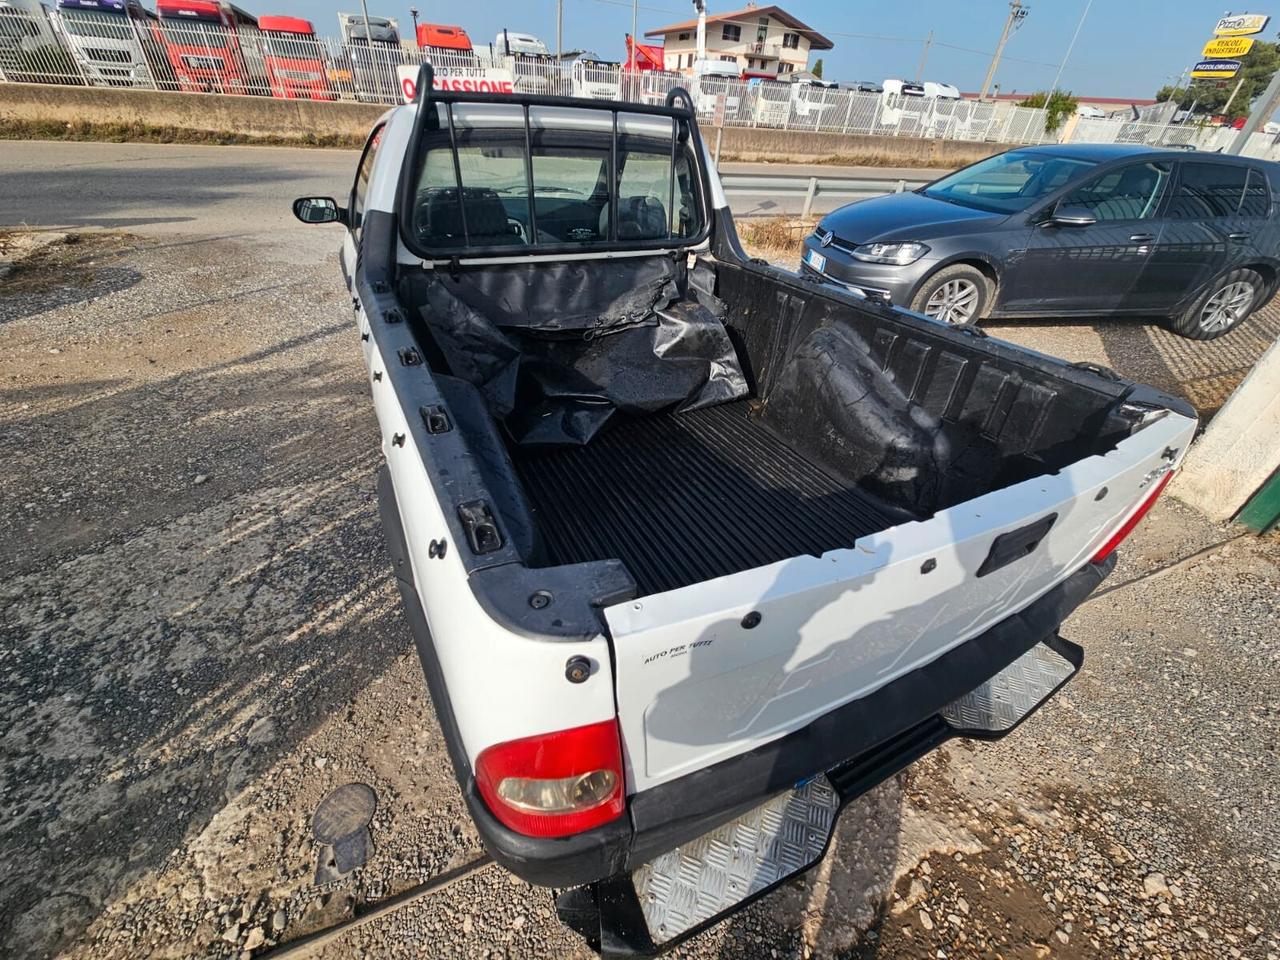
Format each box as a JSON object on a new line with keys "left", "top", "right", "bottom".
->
{"left": 397, "top": 64, "right": 515, "bottom": 102}
{"left": 1203, "top": 36, "right": 1256, "bottom": 58}
{"left": 1191, "top": 59, "right": 1243, "bottom": 79}
{"left": 1213, "top": 13, "right": 1271, "bottom": 36}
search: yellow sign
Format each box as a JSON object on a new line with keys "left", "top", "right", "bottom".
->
{"left": 1203, "top": 36, "right": 1255, "bottom": 58}
{"left": 1214, "top": 13, "right": 1270, "bottom": 36}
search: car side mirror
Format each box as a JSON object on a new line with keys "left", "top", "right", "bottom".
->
{"left": 293, "top": 197, "right": 345, "bottom": 225}
{"left": 1049, "top": 204, "right": 1097, "bottom": 228}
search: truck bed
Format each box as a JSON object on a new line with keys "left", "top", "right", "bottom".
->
{"left": 510, "top": 401, "right": 901, "bottom": 596}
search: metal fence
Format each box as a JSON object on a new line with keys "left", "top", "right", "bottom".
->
{"left": 5, "top": 5, "right": 1280, "bottom": 159}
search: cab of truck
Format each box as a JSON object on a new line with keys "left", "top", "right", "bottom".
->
{"left": 259, "top": 14, "right": 333, "bottom": 100}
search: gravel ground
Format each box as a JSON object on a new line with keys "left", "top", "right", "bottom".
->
{"left": 2, "top": 226, "right": 1277, "bottom": 960}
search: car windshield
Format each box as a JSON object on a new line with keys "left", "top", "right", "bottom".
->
{"left": 923, "top": 150, "right": 1098, "bottom": 214}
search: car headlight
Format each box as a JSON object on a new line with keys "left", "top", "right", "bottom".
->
{"left": 851, "top": 241, "right": 930, "bottom": 265}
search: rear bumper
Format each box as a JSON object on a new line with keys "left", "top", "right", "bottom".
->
{"left": 378, "top": 465, "right": 1113, "bottom": 890}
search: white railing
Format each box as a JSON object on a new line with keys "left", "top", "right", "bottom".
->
{"left": 6, "top": 5, "right": 1280, "bottom": 158}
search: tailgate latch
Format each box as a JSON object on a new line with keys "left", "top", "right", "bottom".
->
{"left": 458, "top": 500, "right": 503, "bottom": 555}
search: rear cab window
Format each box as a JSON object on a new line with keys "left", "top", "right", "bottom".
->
{"left": 406, "top": 103, "right": 707, "bottom": 255}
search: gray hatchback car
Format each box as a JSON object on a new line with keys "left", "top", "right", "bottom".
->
{"left": 800, "top": 144, "right": 1280, "bottom": 339}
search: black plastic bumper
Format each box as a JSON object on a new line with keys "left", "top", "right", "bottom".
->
{"left": 377, "top": 465, "right": 1114, "bottom": 890}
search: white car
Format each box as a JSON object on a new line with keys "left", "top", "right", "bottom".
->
{"left": 292, "top": 66, "right": 1197, "bottom": 954}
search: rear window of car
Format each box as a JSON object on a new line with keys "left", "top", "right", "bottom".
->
{"left": 1166, "top": 162, "right": 1269, "bottom": 219}
{"left": 407, "top": 105, "right": 705, "bottom": 254}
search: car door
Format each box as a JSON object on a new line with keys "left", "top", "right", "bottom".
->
{"left": 1000, "top": 160, "right": 1172, "bottom": 315}
{"left": 1139, "top": 160, "right": 1257, "bottom": 312}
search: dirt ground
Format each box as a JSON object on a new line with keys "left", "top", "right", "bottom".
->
{"left": 2, "top": 230, "right": 1277, "bottom": 960}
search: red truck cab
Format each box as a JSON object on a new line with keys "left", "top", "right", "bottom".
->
{"left": 153, "top": 0, "right": 266, "bottom": 95}
{"left": 415, "top": 23, "right": 472, "bottom": 53}
{"left": 259, "top": 15, "right": 334, "bottom": 100}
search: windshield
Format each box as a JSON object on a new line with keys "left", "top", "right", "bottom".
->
{"left": 409, "top": 110, "right": 705, "bottom": 253}
{"left": 923, "top": 150, "right": 1097, "bottom": 214}
{"left": 59, "top": 11, "right": 128, "bottom": 37}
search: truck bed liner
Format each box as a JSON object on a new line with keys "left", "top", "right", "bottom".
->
{"left": 510, "top": 401, "right": 900, "bottom": 597}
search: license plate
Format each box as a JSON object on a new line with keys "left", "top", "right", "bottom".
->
{"left": 805, "top": 248, "right": 826, "bottom": 273}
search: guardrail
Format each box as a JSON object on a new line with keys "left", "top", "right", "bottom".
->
{"left": 720, "top": 173, "right": 932, "bottom": 217}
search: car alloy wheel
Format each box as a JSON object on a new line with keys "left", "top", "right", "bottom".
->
{"left": 924, "top": 278, "right": 980, "bottom": 325}
{"left": 1199, "top": 280, "right": 1255, "bottom": 334}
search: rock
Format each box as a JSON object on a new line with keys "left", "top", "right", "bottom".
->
{"left": 194, "top": 474, "right": 210, "bottom": 485}
{"left": 222, "top": 922, "right": 241, "bottom": 943}
{"left": 1143, "top": 873, "right": 1169, "bottom": 898}
{"left": 247, "top": 717, "right": 279, "bottom": 747}
{"left": 271, "top": 909, "right": 286, "bottom": 934}
{"left": 314, "top": 757, "right": 328, "bottom": 770}
{"left": 462, "top": 915, "right": 474, "bottom": 935}
{"left": 1192, "top": 926, "right": 1210, "bottom": 941}
{"left": 243, "top": 927, "right": 265, "bottom": 950}
{"left": 956, "top": 897, "right": 970, "bottom": 915}
{"left": 1157, "top": 903, "right": 1173, "bottom": 917}
{"left": 1055, "top": 930, "right": 1070, "bottom": 945}
{"left": 512, "top": 915, "right": 526, "bottom": 929}
{"left": 1095, "top": 891, "right": 1111, "bottom": 906}
{"left": 919, "top": 909, "right": 934, "bottom": 931}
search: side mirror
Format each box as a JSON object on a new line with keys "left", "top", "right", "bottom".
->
{"left": 293, "top": 197, "right": 345, "bottom": 225}
{"left": 1049, "top": 204, "right": 1097, "bottom": 228}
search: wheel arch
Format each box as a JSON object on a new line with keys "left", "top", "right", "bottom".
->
{"left": 908, "top": 254, "right": 1003, "bottom": 312}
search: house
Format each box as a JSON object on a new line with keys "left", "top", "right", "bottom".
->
{"left": 644, "top": 3, "right": 833, "bottom": 77}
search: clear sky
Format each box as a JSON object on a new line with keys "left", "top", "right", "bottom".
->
{"left": 253, "top": 1, "right": 1259, "bottom": 99}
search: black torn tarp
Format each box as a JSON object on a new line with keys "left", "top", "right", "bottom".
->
{"left": 408, "top": 257, "right": 748, "bottom": 446}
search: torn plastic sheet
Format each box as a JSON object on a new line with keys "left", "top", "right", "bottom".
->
{"left": 408, "top": 257, "right": 748, "bottom": 446}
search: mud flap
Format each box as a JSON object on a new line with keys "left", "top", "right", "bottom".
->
{"left": 559, "top": 636, "right": 1083, "bottom": 957}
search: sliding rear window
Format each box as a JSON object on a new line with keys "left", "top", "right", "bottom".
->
{"left": 408, "top": 103, "right": 706, "bottom": 255}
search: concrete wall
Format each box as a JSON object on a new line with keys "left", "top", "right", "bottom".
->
{"left": 2, "top": 82, "right": 1010, "bottom": 167}
{"left": 709, "top": 124, "right": 1015, "bottom": 167}
{"left": 0, "top": 82, "right": 385, "bottom": 142}
{"left": 1173, "top": 338, "right": 1280, "bottom": 522}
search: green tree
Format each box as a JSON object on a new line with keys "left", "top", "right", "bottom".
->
{"left": 812, "top": 58, "right": 824, "bottom": 79}
{"left": 1155, "top": 40, "right": 1280, "bottom": 120}
{"left": 1018, "top": 90, "right": 1080, "bottom": 133}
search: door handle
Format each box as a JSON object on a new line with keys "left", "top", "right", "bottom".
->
{"left": 1128, "top": 233, "right": 1156, "bottom": 242}
{"left": 1229, "top": 232, "right": 1251, "bottom": 241}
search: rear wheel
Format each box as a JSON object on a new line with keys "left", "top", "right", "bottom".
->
{"left": 909, "top": 264, "right": 992, "bottom": 327}
{"left": 1166, "top": 268, "right": 1264, "bottom": 340}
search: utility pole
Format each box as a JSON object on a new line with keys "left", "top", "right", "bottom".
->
{"left": 1228, "top": 66, "right": 1280, "bottom": 154}
{"left": 979, "top": 0, "right": 1028, "bottom": 100}
{"left": 557, "top": 0, "right": 564, "bottom": 60}
{"left": 916, "top": 30, "right": 933, "bottom": 83}
{"left": 631, "top": 0, "right": 639, "bottom": 70}
{"left": 1046, "top": 0, "right": 1091, "bottom": 107}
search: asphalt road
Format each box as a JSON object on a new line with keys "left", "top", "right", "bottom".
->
{"left": 2, "top": 140, "right": 1278, "bottom": 960}
{"left": 0, "top": 140, "right": 933, "bottom": 233}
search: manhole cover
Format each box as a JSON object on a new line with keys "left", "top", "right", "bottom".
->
{"left": 312, "top": 783, "right": 377, "bottom": 845}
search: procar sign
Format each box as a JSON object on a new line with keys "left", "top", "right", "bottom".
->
{"left": 1203, "top": 36, "right": 1256, "bottom": 58}
{"left": 1191, "top": 58, "right": 1243, "bottom": 79}
{"left": 1214, "top": 13, "right": 1271, "bottom": 36}
{"left": 396, "top": 64, "right": 515, "bottom": 103}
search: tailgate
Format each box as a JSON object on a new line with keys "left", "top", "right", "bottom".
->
{"left": 604, "top": 410, "right": 1196, "bottom": 794}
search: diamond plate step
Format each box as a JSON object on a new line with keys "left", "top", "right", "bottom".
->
{"left": 631, "top": 776, "right": 839, "bottom": 944}
{"left": 941, "top": 640, "right": 1074, "bottom": 733}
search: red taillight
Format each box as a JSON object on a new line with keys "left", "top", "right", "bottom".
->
{"left": 1091, "top": 470, "right": 1175, "bottom": 564}
{"left": 475, "top": 719, "right": 626, "bottom": 838}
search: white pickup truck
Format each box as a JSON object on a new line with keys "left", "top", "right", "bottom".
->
{"left": 292, "top": 66, "right": 1197, "bottom": 955}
